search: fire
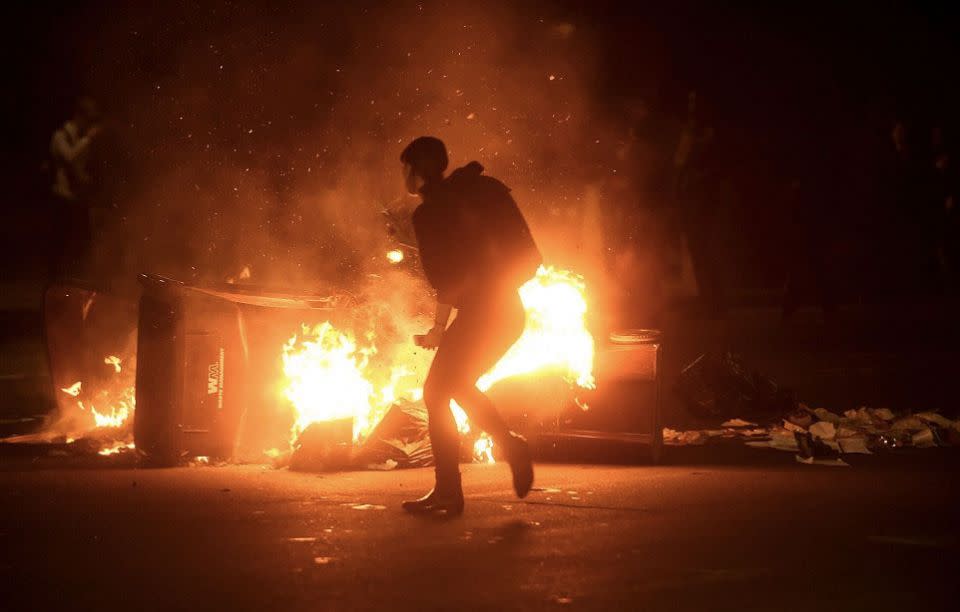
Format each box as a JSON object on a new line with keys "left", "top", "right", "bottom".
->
{"left": 473, "top": 433, "right": 495, "bottom": 464}
{"left": 281, "top": 322, "right": 382, "bottom": 443}
{"left": 281, "top": 265, "right": 595, "bottom": 463}
{"left": 479, "top": 265, "right": 595, "bottom": 392}
{"left": 59, "top": 355, "right": 135, "bottom": 432}
{"left": 89, "top": 388, "right": 134, "bottom": 429}
{"left": 98, "top": 441, "right": 135, "bottom": 456}
{"left": 386, "top": 249, "right": 405, "bottom": 264}
{"left": 458, "top": 265, "right": 595, "bottom": 461}
{"left": 226, "top": 265, "right": 252, "bottom": 284}
{"left": 62, "top": 385, "right": 134, "bottom": 429}
{"left": 104, "top": 355, "right": 122, "bottom": 373}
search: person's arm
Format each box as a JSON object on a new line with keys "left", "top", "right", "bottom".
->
{"left": 50, "top": 126, "right": 98, "bottom": 164}
{"left": 432, "top": 302, "right": 453, "bottom": 331}
{"left": 415, "top": 301, "right": 453, "bottom": 349}
{"left": 412, "top": 205, "right": 464, "bottom": 349}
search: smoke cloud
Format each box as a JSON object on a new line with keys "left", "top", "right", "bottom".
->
{"left": 84, "top": 1, "right": 620, "bottom": 297}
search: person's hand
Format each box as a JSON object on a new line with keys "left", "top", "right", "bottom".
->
{"left": 414, "top": 326, "right": 444, "bottom": 350}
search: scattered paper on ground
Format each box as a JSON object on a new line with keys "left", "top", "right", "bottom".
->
{"left": 665, "top": 406, "right": 958, "bottom": 466}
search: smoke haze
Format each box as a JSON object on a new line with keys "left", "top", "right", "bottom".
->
{"left": 81, "top": 1, "right": 619, "bottom": 298}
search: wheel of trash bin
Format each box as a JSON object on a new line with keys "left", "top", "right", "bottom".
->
{"left": 608, "top": 329, "right": 663, "bottom": 464}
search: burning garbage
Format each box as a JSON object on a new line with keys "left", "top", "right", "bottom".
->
{"left": 281, "top": 321, "right": 396, "bottom": 445}
{"left": 0, "top": 282, "right": 140, "bottom": 458}
{"left": 289, "top": 418, "right": 355, "bottom": 471}
{"left": 59, "top": 368, "right": 135, "bottom": 431}
{"left": 279, "top": 265, "right": 598, "bottom": 470}
{"left": 5, "top": 264, "right": 600, "bottom": 469}
{"left": 6, "top": 261, "right": 677, "bottom": 471}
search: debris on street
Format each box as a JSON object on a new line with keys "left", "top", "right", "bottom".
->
{"left": 670, "top": 352, "right": 958, "bottom": 465}
{"left": 352, "top": 400, "right": 433, "bottom": 469}
{"left": 674, "top": 352, "right": 796, "bottom": 420}
{"left": 665, "top": 405, "right": 959, "bottom": 465}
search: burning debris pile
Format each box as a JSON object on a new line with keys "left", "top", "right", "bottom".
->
{"left": 289, "top": 401, "right": 434, "bottom": 472}
{"left": 5, "top": 265, "right": 597, "bottom": 469}
{"left": 57, "top": 359, "right": 137, "bottom": 456}
{"left": 0, "top": 283, "right": 140, "bottom": 460}
{"left": 2, "top": 354, "right": 137, "bottom": 459}
{"left": 276, "top": 265, "right": 596, "bottom": 471}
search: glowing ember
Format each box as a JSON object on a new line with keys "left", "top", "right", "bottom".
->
{"left": 386, "top": 249, "right": 405, "bottom": 264}
{"left": 104, "top": 355, "right": 122, "bottom": 373}
{"left": 473, "top": 433, "right": 495, "bottom": 464}
{"left": 226, "top": 265, "right": 252, "bottom": 284}
{"left": 98, "top": 441, "right": 135, "bottom": 456}
{"left": 61, "top": 381, "right": 82, "bottom": 397}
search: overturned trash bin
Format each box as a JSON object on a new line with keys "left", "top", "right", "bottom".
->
{"left": 134, "top": 275, "right": 248, "bottom": 466}
{"left": 537, "top": 329, "right": 663, "bottom": 463}
{"left": 134, "top": 274, "right": 336, "bottom": 466}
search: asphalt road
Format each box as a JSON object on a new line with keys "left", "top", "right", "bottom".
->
{"left": 2, "top": 460, "right": 958, "bottom": 611}
{"left": 3, "top": 292, "right": 960, "bottom": 610}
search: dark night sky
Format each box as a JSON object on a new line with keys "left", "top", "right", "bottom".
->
{"left": 10, "top": 1, "right": 957, "bottom": 158}
{"left": 3, "top": 1, "right": 958, "bottom": 288}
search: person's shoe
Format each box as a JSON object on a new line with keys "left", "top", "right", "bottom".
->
{"left": 402, "top": 473, "right": 464, "bottom": 516}
{"left": 504, "top": 432, "right": 534, "bottom": 499}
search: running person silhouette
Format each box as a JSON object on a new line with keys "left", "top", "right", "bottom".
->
{"left": 400, "top": 137, "right": 540, "bottom": 516}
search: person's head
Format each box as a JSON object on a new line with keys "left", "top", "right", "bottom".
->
{"left": 400, "top": 136, "right": 448, "bottom": 195}
{"left": 73, "top": 97, "right": 101, "bottom": 132}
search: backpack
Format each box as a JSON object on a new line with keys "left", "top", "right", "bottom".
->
{"left": 447, "top": 165, "right": 542, "bottom": 292}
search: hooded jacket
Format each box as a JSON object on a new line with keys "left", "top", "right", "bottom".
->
{"left": 412, "top": 162, "right": 541, "bottom": 307}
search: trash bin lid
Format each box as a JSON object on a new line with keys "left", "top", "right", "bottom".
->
{"left": 609, "top": 329, "right": 661, "bottom": 345}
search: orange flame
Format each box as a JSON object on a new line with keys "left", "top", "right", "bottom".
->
{"left": 61, "top": 381, "right": 82, "bottom": 397}
{"left": 59, "top": 355, "right": 135, "bottom": 431}
{"left": 89, "top": 389, "right": 134, "bottom": 429}
{"left": 281, "top": 266, "right": 595, "bottom": 463}
{"left": 281, "top": 323, "right": 413, "bottom": 444}
{"left": 473, "top": 433, "right": 495, "bottom": 464}
{"left": 104, "top": 355, "right": 122, "bottom": 373}
{"left": 480, "top": 265, "right": 595, "bottom": 391}
{"left": 282, "top": 323, "right": 375, "bottom": 442}
{"left": 98, "top": 441, "right": 135, "bottom": 456}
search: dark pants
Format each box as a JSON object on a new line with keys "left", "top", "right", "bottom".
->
{"left": 46, "top": 196, "right": 91, "bottom": 281}
{"left": 423, "top": 290, "right": 525, "bottom": 479}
